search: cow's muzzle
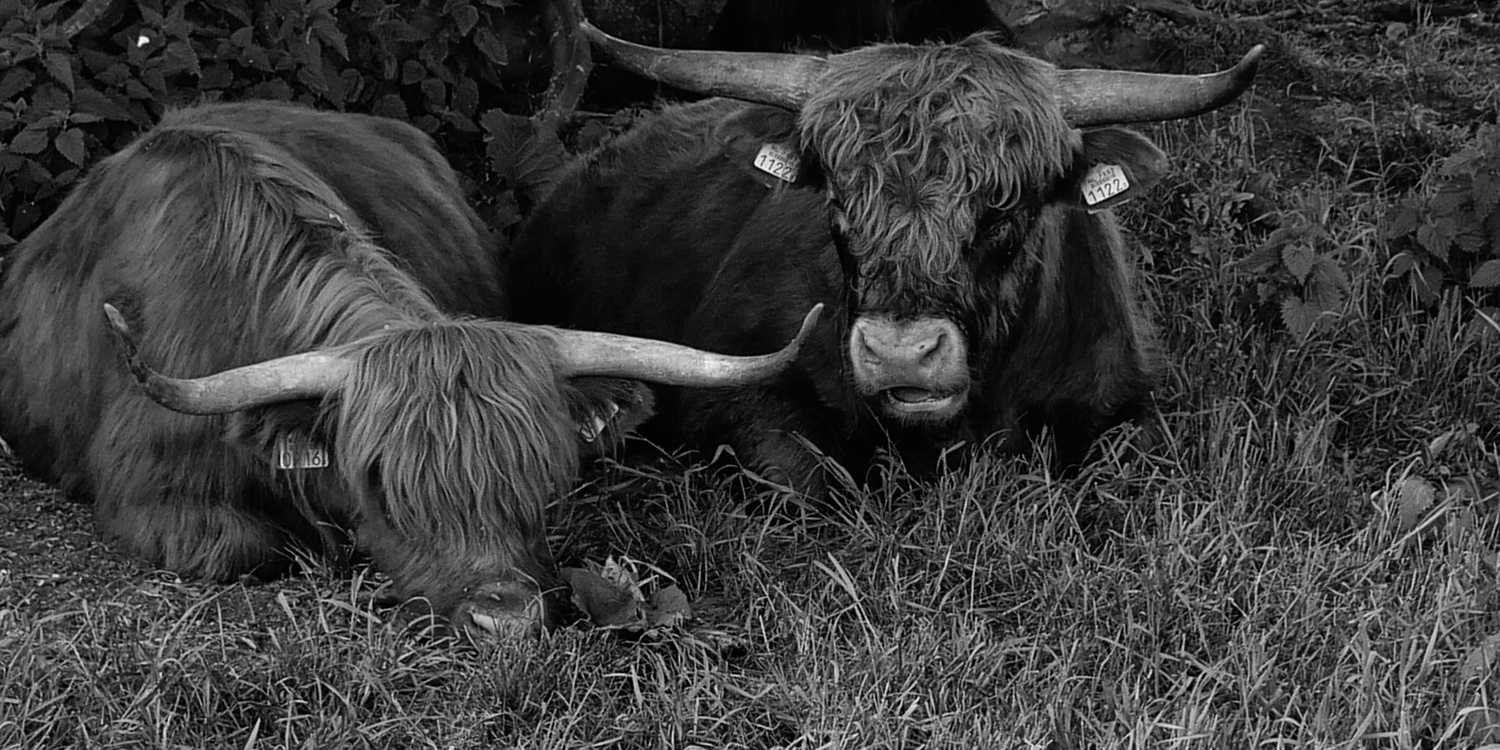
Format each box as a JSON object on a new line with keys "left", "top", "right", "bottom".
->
{"left": 848, "top": 316, "right": 969, "bottom": 423}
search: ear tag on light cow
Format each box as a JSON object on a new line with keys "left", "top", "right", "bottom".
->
{"left": 753, "top": 142, "right": 801, "bottom": 183}
{"left": 1081, "top": 163, "right": 1130, "bottom": 207}
{"left": 275, "top": 433, "right": 328, "bottom": 470}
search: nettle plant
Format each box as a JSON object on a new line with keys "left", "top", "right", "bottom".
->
{"left": 0, "top": 0, "right": 553, "bottom": 247}
{"left": 1237, "top": 193, "right": 1351, "bottom": 341}
{"left": 1382, "top": 123, "right": 1500, "bottom": 306}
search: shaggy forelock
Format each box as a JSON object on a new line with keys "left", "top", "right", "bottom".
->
{"left": 798, "top": 35, "right": 1079, "bottom": 302}
{"left": 334, "top": 322, "right": 576, "bottom": 549}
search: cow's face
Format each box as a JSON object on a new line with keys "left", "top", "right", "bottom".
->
{"left": 331, "top": 323, "right": 580, "bottom": 638}
{"left": 799, "top": 40, "right": 1165, "bottom": 426}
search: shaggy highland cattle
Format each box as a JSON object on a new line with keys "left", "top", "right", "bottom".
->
{"left": 508, "top": 23, "right": 1262, "bottom": 497}
{"left": 708, "top": 0, "right": 1011, "bottom": 52}
{"left": 0, "top": 100, "right": 816, "bottom": 637}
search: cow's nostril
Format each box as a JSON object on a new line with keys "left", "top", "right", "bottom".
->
{"left": 852, "top": 326, "right": 881, "bottom": 362}
{"left": 915, "top": 331, "right": 944, "bottom": 361}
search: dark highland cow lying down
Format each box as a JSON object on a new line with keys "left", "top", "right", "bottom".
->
{"left": 509, "top": 22, "right": 1263, "bottom": 498}
{"left": 0, "top": 101, "right": 816, "bottom": 638}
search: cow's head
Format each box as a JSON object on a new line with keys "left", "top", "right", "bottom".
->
{"left": 103, "top": 303, "right": 819, "bottom": 638}
{"left": 580, "top": 24, "right": 1260, "bottom": 426}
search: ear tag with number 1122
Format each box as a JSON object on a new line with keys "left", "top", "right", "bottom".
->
{"left": 1081, "top": 163, "right": 1129, "bottom": 207}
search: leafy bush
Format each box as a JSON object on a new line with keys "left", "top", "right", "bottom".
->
{"left": 1236, "top": 193, "right": 1351, "bottom": 341}
{"left": 1381, "top": 123, "right": 1500, "bottom": 306}
{"left": 0, "top": 0, "right": 556, "bottom": 247}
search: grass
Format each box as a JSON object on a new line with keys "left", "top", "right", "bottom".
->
{"left": 4, "top": 2, "right": 1500, "bottom": 748}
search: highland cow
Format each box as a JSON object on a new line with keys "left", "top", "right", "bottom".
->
{"left": 0, "top": 100, "right": 815, "bottom": 636}
{"left": 508, "top": 23, "right": 1262, "bottom": 497}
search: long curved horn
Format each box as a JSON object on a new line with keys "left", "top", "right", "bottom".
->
{"left": 1056, "top": 45, "right": 1265, "bottom": 127}
{"left": 555, "top": 303, "right": 823, "bottom": 385}
{"left": 580, "top": 21, "right": 827, "bottom": 111}
{"left": 104, "top": 304, "right": 350, "bottom": 415}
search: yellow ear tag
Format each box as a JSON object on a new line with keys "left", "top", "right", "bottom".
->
{"left": 1082, "top": 163, "right": 1129, "bottom": 206}
{"left": 753, "top": 142, "right": 801, "bottom": 183}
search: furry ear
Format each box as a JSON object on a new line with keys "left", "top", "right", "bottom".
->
{"left": 563, "top": 377, "right": 656, "bottom": 459}
{"left": 713, "top": 107, "right": 815, "bottom": 189}
{"left": 227, "top": 401, "right": 330, "bottom": 470}
{"left": 1059, "top": 128, "right": 1169, "bottom": 211}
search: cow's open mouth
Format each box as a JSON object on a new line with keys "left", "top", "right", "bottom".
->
{"left": 881, "top": 387, "right": 963, "bottom": 418}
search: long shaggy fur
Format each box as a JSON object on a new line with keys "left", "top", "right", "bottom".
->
{"left": 799, "top": 36, "right": 1078, "bottom": 307}
{"left": 0, "top": 102, "right": 580, "bottom": 620}
{"left": 337, "top": 323, "right": 575, "bottom": 547}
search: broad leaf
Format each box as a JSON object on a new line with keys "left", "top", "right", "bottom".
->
{"left": 1387, "top": 251, "right": 1415, "bottom": 278}
{"left": 473, "top": 26, "right": 508, "bottom": 66}
{"left": 9, "top": 126, "right": 49, "bottom": 155}
{"left": 1236, "top": 243, "right": 1281, "bottom": 274}
{"left": 53, "top": 128, "right": 85, "bottom": 166}
{"left": 1394, "top": 476, "right": 1435, "bottom": 534}
{"left": 645, "top": 585, "right": 693, "bottom": 629}
{"left": 44, "top": 50, "right": 73, "bottom": 92}
{"left": 450, "top": 3, "right": 479, "bottom": 37}
{"left": 420, "top": 77, "right": 445, "bottom": 108}
{"left": 1413, "top": 263, "right": 1444, "bottom": 306}
{"left": 1281, "top": 242, "right": 1315, "bottom": 283}
{"left": 1416, "top": 222, "right": 1449, "bottom": 262}
{"left": 1280, "top": 296, "right": 1320, "bottom": 341}
{"left": 1441, "top": 149, "right": 1481, "bottom": 177}
{"left": 1474, "top": 173, "right": 1500, "bottom": 222}
{"left": 0, "top": 68, "right": 35, "bottom": 102}
{"left": 1381, "top": 202, "right": 1421, "bottom": 240}
{"left": 371, "top": 92, "right": 407, "bottom": 120}
{"left": 1429, "top": 186, "right": 1470, "bottom": 217}
{"left": 400, "top": 59, "right": 424, "bottom": 85}
{"left": 561, "top": 567, "right": 643, "bottom": 628}
{"left": 71, "top": 87, "right": 131, "bottom": 120}
{"left": 161, "top": 40, "right": 202, "bottom": 78}
{"left": 482, "top": 109, "right": 566, "bottom": 201}
{"left": 1470, "top": 259, "right": 1500, "bottom": 288}
{"left": 1308, "top": 256, "right": 1347, "bottom": 310}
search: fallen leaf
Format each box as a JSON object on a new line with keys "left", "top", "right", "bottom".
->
{"left": 561, "top": 566, "right": 643, "bottom": 628}
{"left": 1394, "top": 476, "right": 1436, "bottom": 534}
{"left": 646, "top": 585, "right": 693, "bottom": 628}
{"left": 600, "top": 557, "right": 645, "bottom": 603}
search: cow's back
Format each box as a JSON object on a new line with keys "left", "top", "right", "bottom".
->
{"left": 159, "top": 103, "right": 502, "bottom": 316}
{"left": 512, "top": 98, "right": 844, "bottom": 354}
{"left": 0, "top": 101, "right": 499, "bottom": 503}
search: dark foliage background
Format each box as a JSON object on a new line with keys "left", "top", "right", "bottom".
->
{"left": 2, "top": 0, "right": 1497, "bottom": 325}
{"left": 0, "top": 0, "right": 572, "bottom": 247}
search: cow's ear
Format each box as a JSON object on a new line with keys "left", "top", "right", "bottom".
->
{"left": 1061, "top": 127, "right": 1169, "bottom": 211}
{"left": 713, "top": 106, "right": 815, "bottom": 189}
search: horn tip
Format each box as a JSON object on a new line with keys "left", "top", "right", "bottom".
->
{"left": 102, "top": 302, "right": 141, "bottom": 364}
{"left": 788, "top": 303, "right": 825, "bottom": 355}
{"left": 1236, "top": 45, "right": 1266, "bottom": 80}
{"left": 102, "top": 302, "right": 127, "bottom": 333}
{"left": 102, "top": 302, "right": 164, "bottom": 396}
